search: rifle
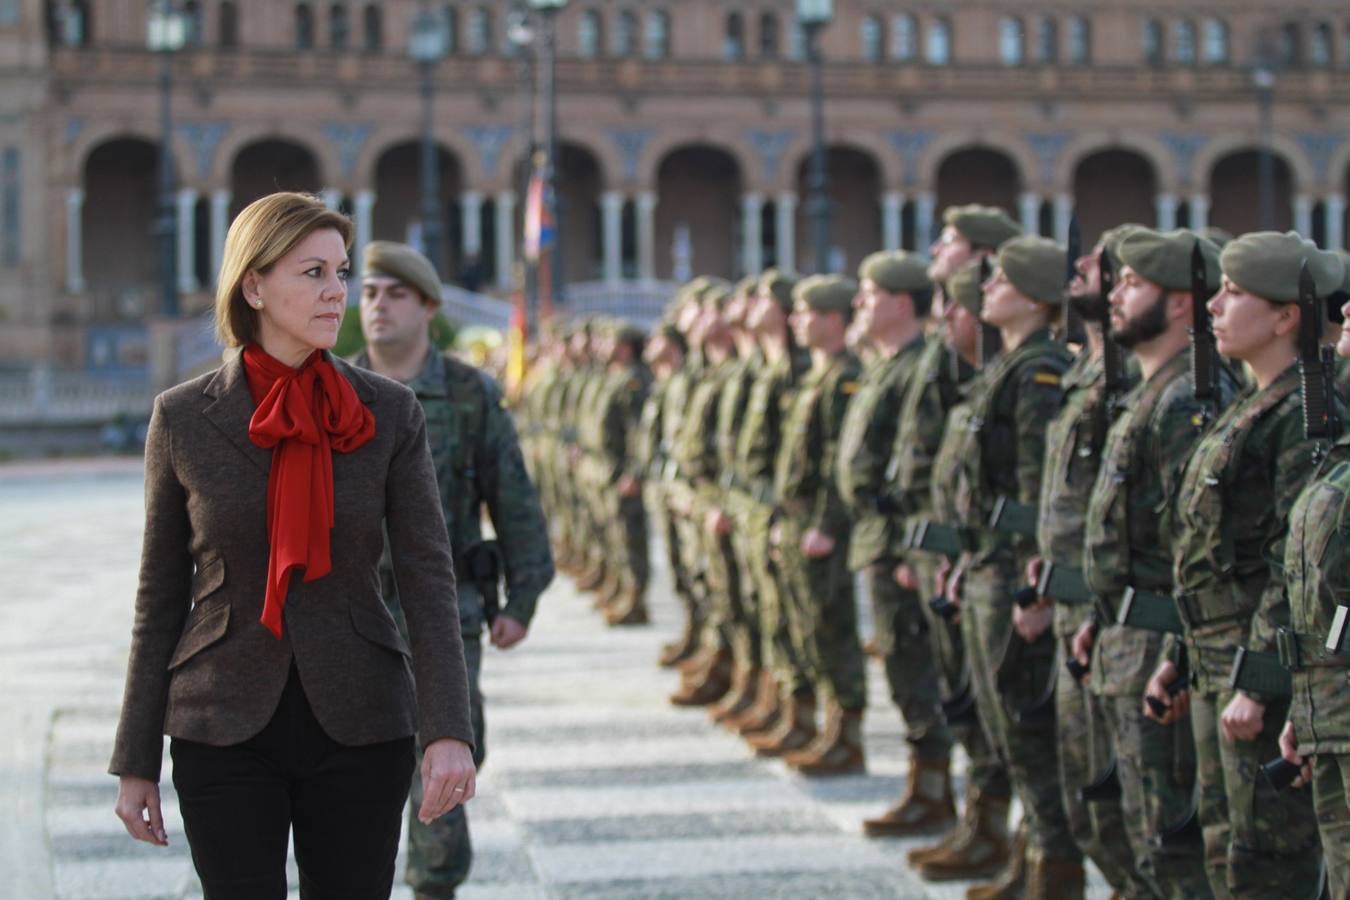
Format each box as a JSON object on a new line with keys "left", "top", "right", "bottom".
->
{"left": 977, "top": 256, "right": 1002, "bottom": 367}
{"left": 1091, "top": 249, "right": 1126, "bottom": 454}
{"left": 1063, "top": 214, "right": 1087, "bottom": 346}
{"left": 1189, "top": 240, "right": 1220, "bottom": 427}
{"left": 1297, "top": 260, "right": 1340, "bottom": 465}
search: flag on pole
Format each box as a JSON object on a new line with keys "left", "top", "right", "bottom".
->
{"left": 505, "top": 292, "right": 528, "bottom": 403}
{"left": 523, "top": 154, "right": 556, "bottom": 264}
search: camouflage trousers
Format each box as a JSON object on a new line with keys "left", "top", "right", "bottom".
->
{"left": 607, "top": 490, "right": 650, "bottom": 601}
{"left": 742, "top": 505, "right": 808, "bottom": 696}
{"left": 1312, "top": 753, "right": 1350, "bottom": 898}
{"left": 961, "top": 563, "right": 1080, "bottom": 862}
{"left": 405, "top": 635, "right": 485, "bottom": 898}
{"left": 1052, "top": 604, "right": 1145, "bottom": 896}
{"left": 1191, "top": 690, "right": 1321, "bottom": 899}
{"left": 777, "top": 519, "right": 865, "bottom": 710}
{"left": 722, "top": 499, "right": 764, "bottom": 670}
{"left": 912, "top": 554, "right": 1009, "bottom": 797}
{"left": 699, "top": 502, "right": 745, "bottom": 653}
{"left": 866, "top": 561, "right": 951, "bottom": 762}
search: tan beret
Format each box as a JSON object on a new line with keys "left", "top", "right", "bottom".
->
{"left": 758, "top": 268, "right": 801, "bottom": 313}
{"left": 997, "top": 236, "right": 1067, "bottom": 306}
{"left": 793, "top": 274, "right": 858, "bottom": 315}
{"left": 944, "top": 204, "right": 1023, "bottom": 250}
{"left": 364, "top": 241, "right": 442, "bottom": 303}
{"left": 859, "top": 250, "right": 931, "bottom": 295}
{"left": 946, "top": 258, "right": 987, "bottom": 315}
{"left": 1220, "top": 231, "right": 1346, "bottom": 303}
{"left": 1117, "top": 228, "right": 1222, "bottom": 294}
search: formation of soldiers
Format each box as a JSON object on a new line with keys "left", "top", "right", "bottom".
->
{"left": 517, "top": 199, "right": 1350, "bottom": 899}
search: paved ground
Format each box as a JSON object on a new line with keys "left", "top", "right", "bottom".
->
{"left": 1, "top": 459, "right": 1110, "bottom": 899}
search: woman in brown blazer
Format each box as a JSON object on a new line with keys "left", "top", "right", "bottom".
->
{"left": 110, "top": 192, "right": 476, "bottom": 899}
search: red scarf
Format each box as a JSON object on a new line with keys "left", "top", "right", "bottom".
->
{"left": 242, "top": 345, "right": 375, "bottom": 638}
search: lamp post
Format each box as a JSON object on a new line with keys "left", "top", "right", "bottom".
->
{"left": 508, "top": 5, "right": 538, "bottom": 324}
{"left": 529, "top": 0, "right": 566, "bottom": 314}
{"left": 147, "top": 0, "right": 186, "bottom": 317}
{"left": 798, "top": 0, "right": 833, "bottom": 274}
{"left": 410, "top": 7, "right": 449, "bottom": 276}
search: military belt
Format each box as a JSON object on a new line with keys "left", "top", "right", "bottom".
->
{"left": 1037, "top": 562, "right": 1092, "bottom": 605}
{"left": 1117, "top": 587, "right": 1184, "bottom": 635}
{"left": 1273, "top": 627, "right": 1350, "bottom": 672}
{"left": 904, "top": 518, "right": 969, "bottom": 559}
{"left": 1228, "top": 647, "right": 1292, "bottom": 696}
{"left": 988, "top": 496, "right": 1037, "bottom": 538}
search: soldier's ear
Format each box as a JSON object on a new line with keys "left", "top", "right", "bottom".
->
{"left": 1273, "top": 302, "right": 1300, "bottom": 338}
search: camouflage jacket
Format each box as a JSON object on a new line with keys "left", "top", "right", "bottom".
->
{"left": 580, "top": 362, "right": 649, "bottom": 483}
{"left": 670, "top": 357, "right": 736, "bottom": 510}
{"left": 773, "top": 349, "right": 862, "bottom": 536}
{"left": 733, "top": 350, "right": 802, "bottom": 509}
{"left": 634, "top": 374, "right": 669, "bottom": 478}
{"left": 715, "top": 354, "right": 760, "bottom": 481}
{"left": 837, "top": 334, "right": 928, "bottom": 570}
{"left": 929, "top": 379, "right": 985, "bottom": 531}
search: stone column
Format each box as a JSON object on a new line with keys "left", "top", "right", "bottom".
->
{"left": 495, "top": 190, "right": 517, "bottom": 291}
{"left": 1326, "top": 193, "right": 1346, "bottom": 251}
{"left": 209, "top": 189, "right": 230, "bottom": 285}
{"left": 1189, "top": 193, "right": 1209, "bottom": 231}
{"left": 176, "top": 188, "right": 199, "bottom": 295}
{"left": 913, "top": 191, "right": 936, "bottom": 247}
{"left": 882, "top": 191, "right": 903, "bottom": 251}
{"left": 65, "top": 187, "right": 84, "bottom": 294}
{"left": 601, "top": 190, "right": 624, "bottom": 285}
{"left": 320, "top": 188, "right": 341, "bottom": 211}
{"left": 636, "top": 191, "right": 657, "bottom": 281}
{"left": 1154, "top": 192, "right": 1178, "bottom": 231}
{"left": 461, "top": 190, "right": 483, "bottom": 259}
{"left": 352, "top": 190, "right": 375, "bottom": 280}
{"left": 1053, "top": 193, "right": 1073, "bottom": 244}
{"left": 1294, "top": 195, "right": 1313, "bottom": 240}
{"left": 775, "top": 191, "right": 797, "bottom": 273}
{"left": 1019, "top": 192, "right": 1042, "bottom": 234}
{"left": 741, "top": 192, "right": 764, "bottom": 277}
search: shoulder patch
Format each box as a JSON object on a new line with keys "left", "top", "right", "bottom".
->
{"left": 1032, "top": 372, "right": 1061, "bottom": 387}
{"left": 841, "top": 381, "right": 860, "bottom": 395}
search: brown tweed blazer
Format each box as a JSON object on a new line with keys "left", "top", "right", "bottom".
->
{"left": 109, "top": 352, "right": 472, "bottom": 781}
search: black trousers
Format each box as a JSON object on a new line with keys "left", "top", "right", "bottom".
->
{"left": 170, "top": 666, "right": 415, "bottom": 900}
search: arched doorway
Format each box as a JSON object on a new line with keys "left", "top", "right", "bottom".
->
{"left": 1208, "top": 149, "right": 1294, "bottom": 234}
{"left": 1072, "top": 149, "right": 1158, "bottom": 247}
{"left": 229, "top": 139, "right": 322, "bottom": 219}
{"left": 795, "top": 146, "right": 882, "bottom": 274}
{"left": 556, "top": 142, "right": 604, "bottom": 286}
{"left": 934, "top": 147, "right": 1021, "bottom": 236}
{"left": 654, "top": 145, "right": 742, "bottom": 280}
{"left": 370, "top": 141, "right": 463, "bottom": 282}
{"left": 83, "top": 138, "right": 160, "bottom": 319}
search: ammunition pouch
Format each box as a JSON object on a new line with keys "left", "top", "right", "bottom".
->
{"left": 988, "top": 496, "right": 1037, "bottom": 538}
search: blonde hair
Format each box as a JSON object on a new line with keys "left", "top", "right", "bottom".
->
{"left": 214, "top": 192, "right": 354, "bottom": 347}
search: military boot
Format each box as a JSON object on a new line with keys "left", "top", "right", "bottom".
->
{"left": 961, "top": 826, "right": 1028, "bottom": 900}
{"left": 1024, "top": 856, "right": 1084, "bottom": 900}
{"left": 786, "top": 706, "right": 866, "bottom": 776}
{"left": 708, "top": 664, "right": 760, "bottom": 725}
{"left": 914, "top": 789, "right": 1012, "bottom": 882}
{"left": 863, "top": 753, "right": 956, "bottom": 837}
{"left": 604, "top": 590, "right": 649, "bottom": 626}
{"left": 669, "top": 647, "right": 732, "bottom": 706}
{"left": 575, "top": 560, "right": 607, "bottom": 591}
{"left": 748, "top": 692, "right": 817, "bottom": 757}
{"left": 730, "top": 670, "right": 781, "bottom": 736}
{"left": 658, "top": 617, "right": 699, "bottom": 667}
{"left": 593, "top": 568, "right": 622, "bottom": 611}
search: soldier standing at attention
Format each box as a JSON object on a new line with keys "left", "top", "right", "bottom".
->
{"left": 1147, "top": 232, "right": 1338, "bottom": 898}
{"left": 837, "top": 251, "right": 957, "bottom": 832}
{"left": 948, "top": 236, "right": 1079, "bottom": 897}
{"left": 352, "top": 241, "right": 554, "bottom": 900}
{"left": 770, "top": 275, "right": 866, "bottom": 775}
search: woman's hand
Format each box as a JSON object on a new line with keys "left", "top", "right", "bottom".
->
{"left": 418, "top": 738, "right": 477, "bottom": 824}
{"left": 115, "top": 775, "right": 168, "bottom": 846}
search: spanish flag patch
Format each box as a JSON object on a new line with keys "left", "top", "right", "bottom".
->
{"left": 1032, "top": 372, "right": 1061, "bottom": 387}
{"left": 841, "top": 381, "right": 861, "bottom": 395}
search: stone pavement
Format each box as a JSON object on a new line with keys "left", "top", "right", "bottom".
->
{"left": 2, "top": 460, "right": 1111, "bottom": 899}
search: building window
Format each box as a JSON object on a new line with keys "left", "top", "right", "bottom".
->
{"left": 1067, "top": 16, "right": 1089, "bottom": 64}
{"left": 643, "top": 10, "right": 669, "bottom": 59}
{"left": 443, "top": 4, "right": 458, "bottom": 54}
{"left": 613, "top": 10, "right": 635, "bottom": 56}
{"left": 363, "top": 4, "right": 381, "bottom": 51}
{"left": 892, "top": 14, "right": 916, "bottom": 61}
{"left": 52, "top": 0, "right": 91, "bottom": 46}
{"left": 925, "top": 17, "right": 951, "bottom": 65}
{"left": 182, "top": 0, "right": 202, "bottom": 46}
{"left": 468, "top": 6, "right": 491, "bottom": 55}
{"left": 861, "top": 14, "right": 883, "bottom": 62}
{"left": 724, "top": 12, "right": 744, "bottom": 60}
{"left": 1202, "top": 18, "right": 1228, "bottom": 64}
{"left": 329, "top": 4, "right": 348, "bottom": 49}
{"left": 1035, "top": 17, "right": 1058, "bottom": 63}
{"left": 999, "top": 16, "right": 1023, "bottom": 65}
{"left": 759, "top": 12, "right": 779, "bottom": 58}
{"left": 788, "top": 16, "right": 805, "bottom": 60}
{"left": 1311, "top": 22, "right": 1333, "bottom": 67}
{"left": 1279, "top": 22, "right": 1301, "bottom": 66}
{"left": 219, "top": 1, "right": 238, "bottom": 47}
{"left": 0, "top": 0, "right": 17, "bottom": 26}
{"left": 1, "top": 148, "right": 17, "bottom": 267}
{"left": 1174, "top": 20, "right": 1196, "bottom": 65}
{"left": 1143, "top": 18, "right": 1163, "bottom": 65}
{"left": 295, "top": 3, "right": 314, "bottom": 50}
{"left": 579, "top": 9, "right": 601, "bottom": 58}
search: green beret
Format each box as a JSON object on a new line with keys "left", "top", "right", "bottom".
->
{"left": 946, "top": 258, "right": 987, "bottom": 315}
{"left": 1201, "top": 227, "right": 1234, "bottom": 249}
{"left": 1117, "top": 228, "right": 1221, "bottom": 294}
{"left": 363, "top": 241, "right": 441, "bottom": 303}
{"left": 944, "top": 204, "right": 1023, "bottom": 250}
{"left": 700, "top": 279, "right": 733, "bottom": 311}
{"left": 1099, "top": 224, "right": 1145, "bottom": 267}
{"left": 997, "top": 236, "right": 1067, "bottom": 306}
{"left": 793, "top": 274, "right": 858, "bottom": 315}
{"left": 758, "top": 268, "right": 800, "bottom": 313}
{"left": 613, "top": 320, "right": 646, "bottom": 345}
{"left": 1220, "top": 231, "right": 1346, "bottom": 304}
{"left": 859, "top": 250, "right": 931, "bottom": 295}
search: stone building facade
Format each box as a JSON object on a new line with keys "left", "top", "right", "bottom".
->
{"left": 3, "top": 0, "right": 1350, "bottom": 371}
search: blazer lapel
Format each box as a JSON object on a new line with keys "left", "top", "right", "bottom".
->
{"left": 202, "top": 353, "right": 273, "bottom": 477}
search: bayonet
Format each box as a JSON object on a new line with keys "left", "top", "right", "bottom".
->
{"left": 1189, "top": 240, "right": 1219, "bottom": 426}
{"left": 977, "top": 256, "right": 1001, "bottom": 366}
{"left": 1297, "top": 260, "right": 1339, "bottom": 464}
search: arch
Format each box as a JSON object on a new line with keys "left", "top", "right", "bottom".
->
{"left": 639, "top": 132, "right": 754, "bottom": 194}
{"left": 211, "top": 126, "right": 333, "bottom": 191}
{"left": 1072, "top": 150, "right": 1159, "bottom": 246}
{"left": 795, "top": 145, "right": 882, "bottom": 273}
{"left": 786, "top": 135, "right": 899, "bottom": 195}
{"left": 70, "top": 124, "right": 182, "bottom": 188}
{"left": 82, "top": 138, "right": 162, "bottom": 315}
{"left": 1191, "top": 135, "right": 1311, "bottom": 194}
{"left": 1207, "top": 149, "right": 1295, "bottom": 234}
{"left": 228, "top": 140, "right": 322, "bottom": 221}
{"left": 653, "top": 144, "right": 743, "bottom": 279}
{"left": 1326, "top": 143, "right": 1350, "bottom": 197}
{"left": 370, "top": 140, "right": 464, "bottom": 279}
{"left": 556, "top": 142, "right": 605, "bottom": 285}
{"left": 1053, "top": 133, "right": 1171, "bottom": 194}
{"left": 918, "top": 135, "right": 1031, "bottom": 197}
{"left": 358, "top": 129, "right": 482, "bottom": 193}
{"left": 933, "top": 147, "right": 1023, "bottom": 223}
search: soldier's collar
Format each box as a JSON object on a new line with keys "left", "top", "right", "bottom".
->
{"left": 407, "top": 347, "right": 450, "bottom": 397}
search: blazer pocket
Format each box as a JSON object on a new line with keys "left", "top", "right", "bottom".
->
{"left": 192, "top": 555, "right": 226, "bottom": 603}
{"left": 350, "top": 603, "right": 412, "bottom": 659}
{"left": 168, "top": 602, "right": 231, "bottom": 670}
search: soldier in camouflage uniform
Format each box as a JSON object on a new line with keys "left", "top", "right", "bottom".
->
{"left": 1147, "top": 232, "right": 1338, "bottom": 898}
{"left": 1079, "top": 228, "right": 1232, "bottom": 899}
{"left": 946, "top": 236, "right": 1080, "bottom": 897}
{"left": 770, "top": 275, "right": 866, "bottom": 775}
{"left": 836, "top": 251, "right": 957, "bottom": 832}
{"left": 353, "top": 242, "right": 554, "bottom": 900}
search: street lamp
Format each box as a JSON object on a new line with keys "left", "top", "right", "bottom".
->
{"left": 529, "top": 0, "right": 567, "bottom": 314}
{"left": 508, "top": 6, "right": 538, "bottom": 322}
{"left": 409, "top": 7, "right": 449, "bottom": 276}
{"left": 797, "top": 0, "right": 833, "bottom": 273}
{"left": 147, "top": 0, "right": 186, "bottom": 317}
